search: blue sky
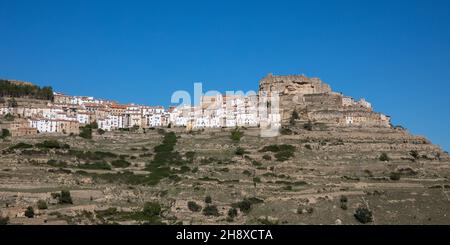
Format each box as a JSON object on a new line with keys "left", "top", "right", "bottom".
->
{"left": 1, "top": 0, "right": 449, "bottom": 150}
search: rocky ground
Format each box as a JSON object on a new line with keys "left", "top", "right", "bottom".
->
{"left": 0, "top": 125, "right": 449, "bottom": 225}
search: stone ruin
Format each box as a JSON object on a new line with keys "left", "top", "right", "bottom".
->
{"left": 258, "top": 73, "right": 391, "bottom": 128}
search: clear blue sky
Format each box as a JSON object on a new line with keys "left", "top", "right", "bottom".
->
{"left": 1, "top": 0, "right": 449, "bottom": 150}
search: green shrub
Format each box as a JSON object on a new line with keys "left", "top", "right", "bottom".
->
{"left": 79, "top": 126, "right": 92, "bottom": 139}
{"left": 78, "top": 162, "right": 111, "bottom": 170}
{"left": 303, "top": 121, "right": 313, "bottom": 131}
{"left": 242, "top": 170, "right": 252, "bottom": 176}
{"left": 274, "top": 150, "right": 294, "bottom": 162}
{"left": 379, "top": 153, "right": 390, "bottom": 162}
{"left": 390, "top": 172, "right": 401, "bottom": 181}
{"left": 0, "top": 129, "right": 11, "bottom": 139}
{"left": 8, "top": 142, "right": 33, "bottom": 150}
{"left": 97, "top": 129, "right": 106, "bottom": 135}
{"left": 354, "top": 206, "right": 373, "bottom": 224}
{"left": 230, "top": 127, "right": 244, "bottom": 142}
{"left": 236, "top": 199, "right": 252, "bottom": 213}
{"left": 143, "top": 202, "right": 161, "bottom": 217}
{"left": 205, "top": 196, "right": 212, "bottom": 204}
{"left": 202, "top": 205, "right": 220, "bottom": 216}
{"left": 111, "top": 159, "right": 131, "bottom": 168}
{"left": 262, "top": 154, "right": 272, "bottom": 161}
{"left": 35, "top": 140, "right": 69, "bottom": 150}
{"left": 0, "top": 215, "right": 9, "bottom": 225}
{"left": 37, "top": 200, "right": 48, "bottom": 210}
{"left": 47, "top": 159, "right": 68, "bottom": 168}
{"left": 25, "top": 206, "right": 34, "bottom": 218}
{"left": 280, "top": 127, "right": 293, "bottom": 135}
{"left": 59, "top": 190, "right": 73, "bottom": 204}
{"left": 260, "top": 144, "right": 295, "bottom": 153}
{"left": 185, "top": 151, "right": 196, "bottom": 163}
{"left": 304, "top": 144, "right": 312, "bottom": 150}
{"left": 253, "top": 177, "right": 261, "bottom": 183}
{"left": 228, "top": 208, "right": 238, "bottom": 219}
{"left": 187, "top": 201, "right": 202, "bottom": 212}
{"left": 235, "top": 147, "right": 247, "bottom": 156}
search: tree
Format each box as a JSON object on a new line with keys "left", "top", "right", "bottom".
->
{"left": 0, "top": 215, "right": 9, "bottom": 225}
{"left": 202, "top": 205, "right": 220, "bottom": 216}
{"left": 79, "top": 126, "right": 92, "bottom": 139}
{"left": 25, "top": 206, "right": 35, "bottom": 218}
{"left": 390, "top": 172, "right": 401, "bottom": 181}
{"left": 187, "top": 201, "right": 202, "bottom": 212}
{"left": 230, "top": 127, "right": 243, "bottom": 142}
{"left": 59, "top": 190, "right": 73, "bottom": 204}
{"left": 37, "top": 200, "right": 48, "bottom": 210}
{"left": 228, "top": 208, "right": 238, "bottom": 219}
{"left": 354, "top": 206, "right": 373, "bottom": 224}
{"left": 143, "top": 202, "right": 162, "bottom": 217}
{"left": 379, "top": 153, "right": 390, "bottom": 162}
{"left": 7, "top": 97, "right": 18, "bottom": 108}
{"left": 0, "top": 129, "right": 11, "bottom": 139}
{"left": 205, "top": 196, "right": 212, "bottom": 204}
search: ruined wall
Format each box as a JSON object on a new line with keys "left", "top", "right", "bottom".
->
{"left": 258, "top": 74, "right": 391, "bottom": 128}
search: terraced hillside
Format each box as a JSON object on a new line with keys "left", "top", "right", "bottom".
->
{"left": 0, "top": 126, "right": 449, "bottom": 225}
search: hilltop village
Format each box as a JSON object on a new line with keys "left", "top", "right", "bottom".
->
{"left": 0, "top": 74, "right": 391, "bottom": 137}
{"left": 0, "top": 75, "right": 449, "bottom": 226}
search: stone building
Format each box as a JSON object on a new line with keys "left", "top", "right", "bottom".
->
{"left": 0, "top": 118, "right": 37, "bottom": 137}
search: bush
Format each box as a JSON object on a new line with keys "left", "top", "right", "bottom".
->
{"left": 35, "top": 140, "right": 69, "bottom": 150}
{"left": 79, "top": 126, "right": 92, "bottom": 139}
{"left": 379, "top": 153, "right": 390, "bottom": 162}
{"left": 187, "top": 201, "right": 202, "bottom": 212}
{"left": 78, "top": 162, "right": 111, "bottom": 170}
{"left": 143, "top": 202, "right": 162, "bottom": 217}
{"left": 37, "top": 200, "right": 48, "bottom": 210}
{"left": 262, "top": 154, "right": 272, "bottom": 161}
{"left": 25, "top": 206, "right": 35, "bottom": 218}
{"left": 8, "top": 142, "right": 33, "bottom": 150}
{"left": 59, "top": 190, "right": 73, "bottom": 204}
{"left": 205, "top": 196, "right": 212, "bottom": 204}
{"left": 202, "top": 205, "right": 220, "bottom": 216}
{"left": 185, "top": 151, "right": 196, "bottom": 163}
{"left": 280, "top": 127, "right": 293, "bottom": 135}
{"left": 97, "top": 129, "right": 106, "bottom": 135}
{"left": 236, "top": 199, "right": 252, "bottom": 213}
{"left": 303, "top": 121, "right": 313, "bottom": 131}
{"left": 304, "top": 144, "right": 312, "bottom": 150}
{"left": 0, "top": 215, "right": 9, "bottom": 225}
{"left": 228, "top": 208, "right": 238, "bottom": 219}
{"left": 235, "top": 147, "right": 247, "bottom": 156}
{"left": 354, "top": 206, "right": 373, "bottom": 224}
{"left": 0, "top": 129, "right": 11, "bottom": 139}
{"left": 242, "top": 170, "right": 252, "bottom": 176}
{"left": 274, "top": 150, "right": 294, "bottom": 162}
{"left": 260, "top": 144, "right": 295, "bottom": 153}
{"left": 390, "top": 172, "right": 401, "bottom": 181}
{"left": 111, "top": 159, "right": 131, "bottom": 168}
{"left": 230, "top": 127, "right": 244, "bottom": 142}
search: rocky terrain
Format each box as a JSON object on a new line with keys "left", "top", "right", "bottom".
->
{"left": 1, "top": 124, "right": 449, "bottom": 225}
